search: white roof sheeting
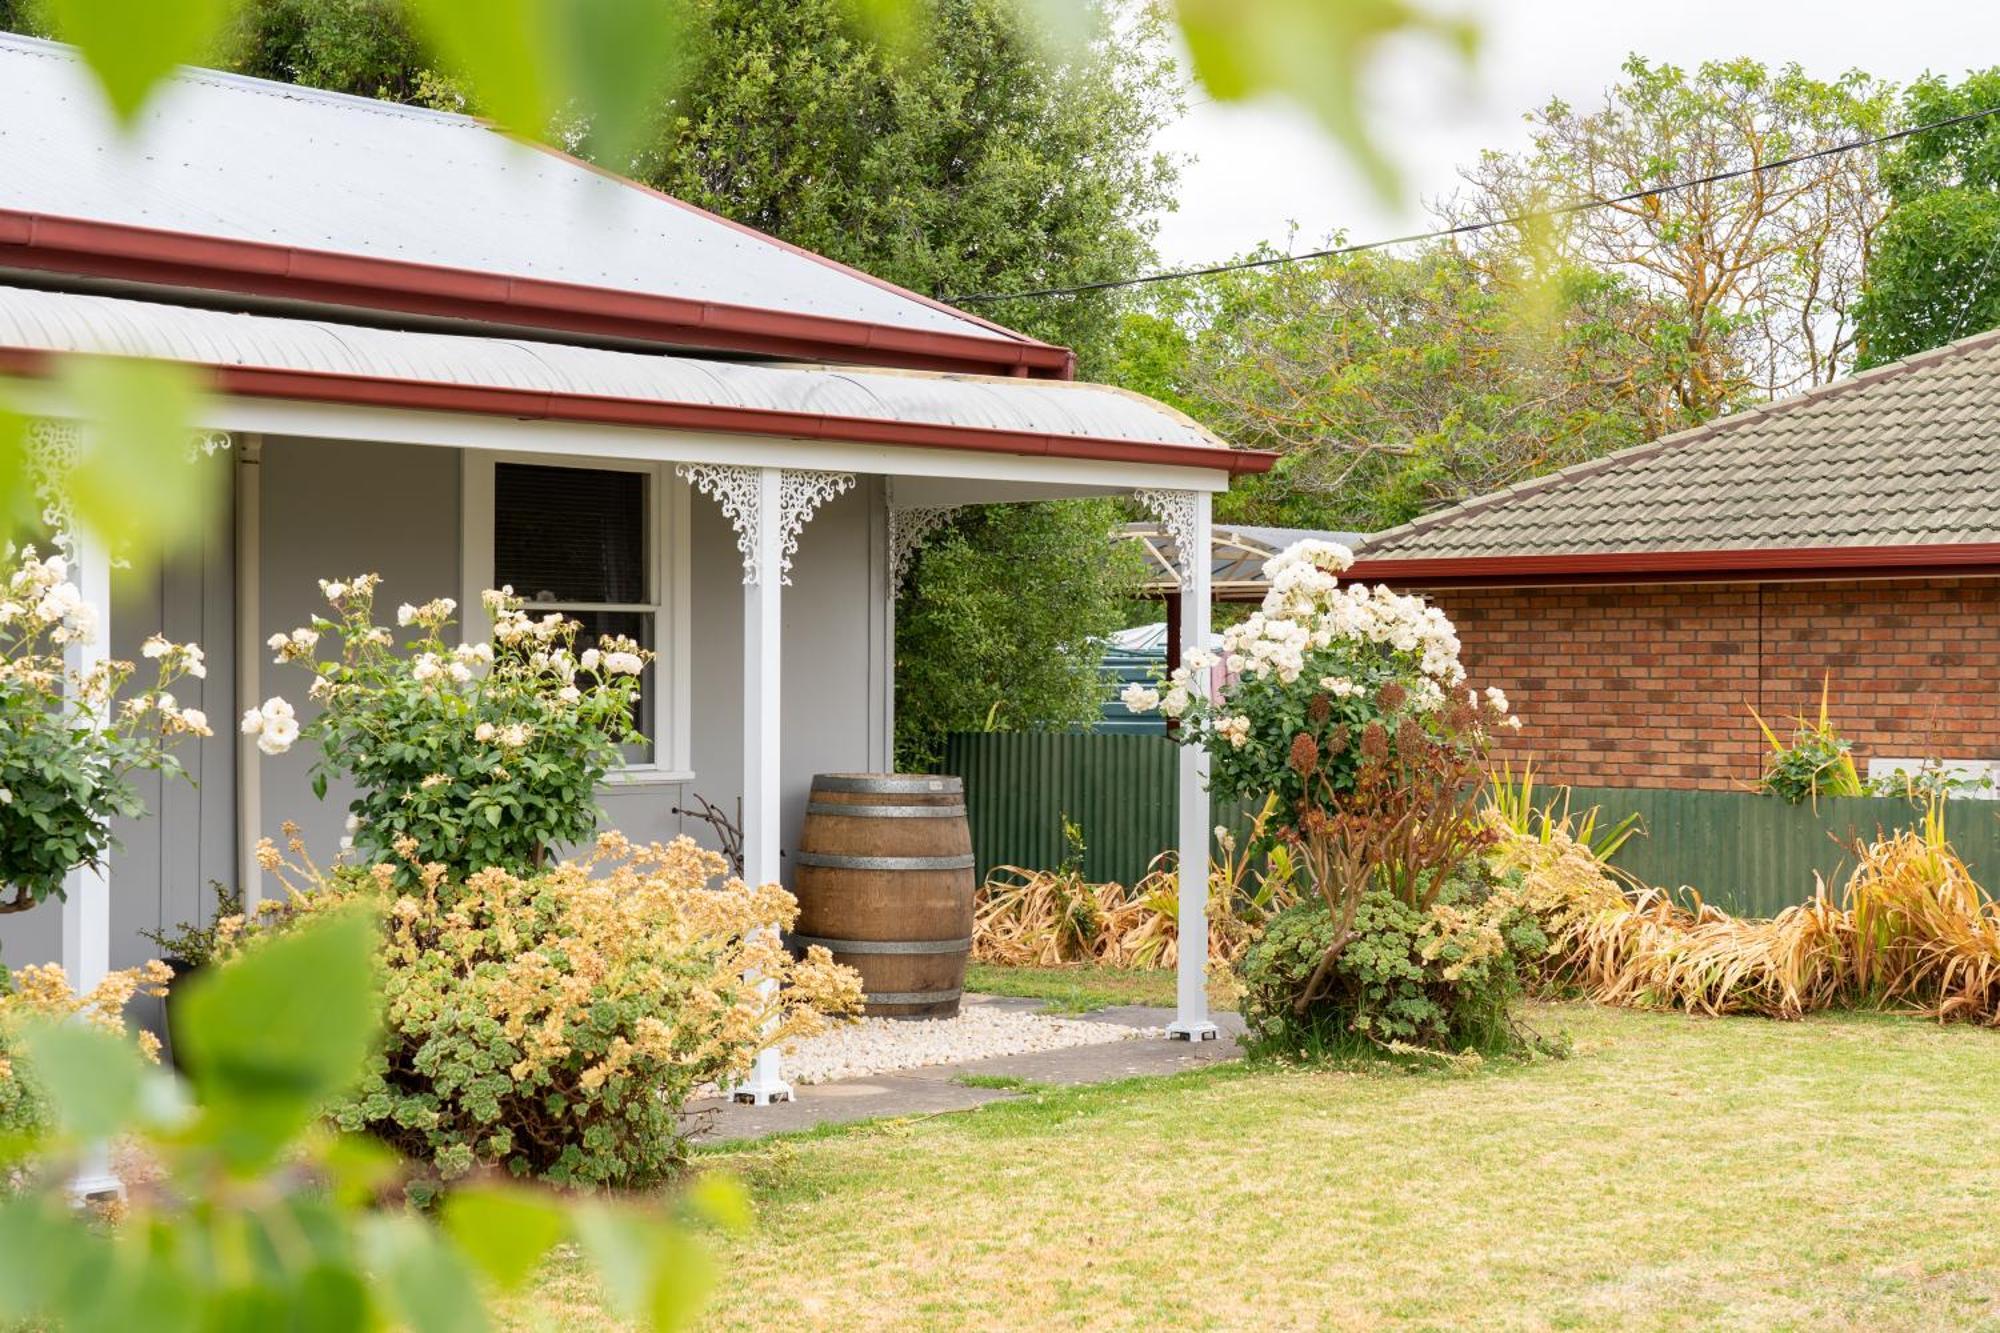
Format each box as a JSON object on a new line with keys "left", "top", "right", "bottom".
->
{"left": 0, "top": 34, "right": 1019, "bottom": 345}
{"left": 0, "top": 283, "right": 1222, "bottom": 450}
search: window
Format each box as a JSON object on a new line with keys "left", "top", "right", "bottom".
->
{"left": 463, "top": 455, "right": 690, "bottom": 781}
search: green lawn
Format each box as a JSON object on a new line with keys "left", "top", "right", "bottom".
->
{"left": 523, "top": 1003, "right": 2000, "bottom": 1329}
{"left": 962, "top": 961, "right": 1187, "bottom": 1012}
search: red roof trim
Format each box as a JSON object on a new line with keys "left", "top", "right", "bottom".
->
{"left": 1341, "top": 544, "right": 2000, "bottom": 589}
{"left": 0, "top": 209, "right": 1076, "bottom": 380}
{"left": 0, "top": 347, "right": 1272, "bottom": 476}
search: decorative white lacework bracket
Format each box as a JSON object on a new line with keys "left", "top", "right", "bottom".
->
{"left": 27, "top": 422, "right": 234, "bottom": 562}
{"left": 887, "top": 504, "right": 963, "bottom": 590}
{"left": 1135, "top": 488, "right": 1200, "bottom": 578}
{"left": 678, "top": 464, "right": 856, "bottom": 586}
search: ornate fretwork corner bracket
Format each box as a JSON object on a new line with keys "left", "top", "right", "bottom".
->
{"left": 25, "top": 422, "right": 234, "bottom": 561}
{"left": 677, "top": 463, "right": 762, "bottom": 581}
{"left": 887, "top": 504, "right": 963, "bottom": 591}
{"left": 25, "top": 420, "right": 81, "bottom": 556}
{"left": 1135, "top": 488, "right": 1200, "bottom": 578}
{"left": 776, "top": 469, "right": 856, "bottom": 585}
{"left": 678, "top": 464, "right": 856, "bottom": 586}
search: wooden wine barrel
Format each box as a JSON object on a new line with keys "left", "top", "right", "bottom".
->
{"left": 792, "top": 773, "right": 975, "bottom": 1019}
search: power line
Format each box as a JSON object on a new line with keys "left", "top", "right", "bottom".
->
{"left": 943, "top": 103, "right": 2000, "bottom": 306}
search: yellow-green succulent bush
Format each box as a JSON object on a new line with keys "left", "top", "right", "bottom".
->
{"left": 257, "top": 830, "right": 862, "bottom": 1192}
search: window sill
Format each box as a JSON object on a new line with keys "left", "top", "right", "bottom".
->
{"left": 603, "top": 767, "right": 696, "bottom": 790}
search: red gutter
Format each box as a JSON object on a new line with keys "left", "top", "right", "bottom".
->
{"left": 1339, "top": 544, "right": 2000, "bottom": 590}
{"left": 0, "top": 209, "right": 1077, "bottom": 381}
{"left": 0, "top": 347, "right": 1273, "bottom": 476}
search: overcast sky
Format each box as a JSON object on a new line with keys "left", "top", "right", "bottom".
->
{"left": 1152, "top": 0, "right": 2000, "bottom": 265}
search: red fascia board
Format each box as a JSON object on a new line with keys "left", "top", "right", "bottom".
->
{"left": 0, "top": 347, "right": 1273, "bottom": 475}
{"left": 0, "top": 209, "right": 1077, "bottom": 380}
{"left": 1339, "top": 544, "right": 2000, "bottom": 589}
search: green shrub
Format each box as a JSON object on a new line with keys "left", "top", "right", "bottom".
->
{"left": 1239, "top": 872, "right": 1555, "bottom": 1060}
{"left": 261, "top": 832, "right": 861, "bottom": 1192}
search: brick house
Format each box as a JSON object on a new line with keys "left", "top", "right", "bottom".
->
{"left": 1343, "top": 330, "right": 2000, "bottom": 792}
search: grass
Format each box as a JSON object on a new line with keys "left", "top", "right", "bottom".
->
{"left": 518, "top": 1003, "right": 2000, "bottom": 1330}
{"left": 963, "top": 960, "right": 1207, "bottom": 1012}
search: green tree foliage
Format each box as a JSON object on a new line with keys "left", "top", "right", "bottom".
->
{"left": 225, "top": 0, "right": 449, "bottom": 106}
{"left": 639, "top": 0, "right": 1180, "bottom": 369}
{"left": 894, "top": 501, "right": 1141, "bottom": 770}
{"left": 1114, "top": 244, "right": 1679, "bottom": 532}
{"left": 1453, "top": 56, "right": 1896, "bottom": 416}
{"left": 1854, "top": 70, "right": 2000, "bottom": 367}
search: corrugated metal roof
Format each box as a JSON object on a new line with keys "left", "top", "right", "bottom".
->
{"left": 0, "top": 33, "right": 1018, "bottom": 345}
{"left": 0, "top": 283, "right": 1221, "bottom": 449}
{"left": 1357, "top": 328, "right": 2000, "bottom": 560}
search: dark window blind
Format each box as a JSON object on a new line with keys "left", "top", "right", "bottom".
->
{"left": 495, "top": 463, "right": 647, "bottom": 604}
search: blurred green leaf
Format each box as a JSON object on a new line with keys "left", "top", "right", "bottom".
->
{"left": 1173, "top": 0, "right": 1477, "bottom": 201}
{"left": 646, "top": 1228, "right": 713, "bottom": 1333}
{"left": 320, "top": 1132, "right": 402, "bottom": 1208}
{"left": 441, "top": 1185, "right": 568, "bottom": 1293}
{"left": 46, "top": 0, "right": 233, "bottom": 123}
{"left": 684, "top": 1172, "right": 752, "bottom": 1235}
{"left": 407, "top": 0, "right": 685, "bottom": 164}
{"left": 365, "top": 1216, "right": 490, "bottom": 1333}
{"left": 53, "top": 356, "right": 220, "bottom": 557}
{"left": 18, "top": 1020, "right": 147, "bottom": 1145}
{"left": 572, "top": 1203, "right": 652, "bottom": 1320}
{"left": 178, "top": 908, "right": 381, "bottom": 1171}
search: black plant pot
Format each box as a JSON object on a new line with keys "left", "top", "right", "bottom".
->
{"left": 160, "top": 956, "right": 204, "bottom": 1073}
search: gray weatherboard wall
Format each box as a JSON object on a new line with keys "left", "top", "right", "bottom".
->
{"left": 257, "top": 436, "right": 890, "bottom": 872}
{"left": 1, "top": 435, "right": 890, "bottom": 1015}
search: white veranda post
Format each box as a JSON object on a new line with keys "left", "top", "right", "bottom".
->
{"left": 1141, "top": 487, "right": 1218, "bottom": 1041}
{"left": 48, "top": 458, "right": 119, "bottom": 1195}
{"left": 678, "top": 463, "right": 854, "bottom": 1105}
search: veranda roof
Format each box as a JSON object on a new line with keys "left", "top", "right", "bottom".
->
{"left": 0, "top": 34, "right": 1067, "bottom": 378}
{"left": 1350, "top": 328, "right": 2000, "bottom": 585}
{"left": 0, "top": 283, "right": 1270, "bottom": 473}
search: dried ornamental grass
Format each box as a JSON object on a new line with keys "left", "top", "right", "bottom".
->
{"left": 1499, "top": 809, "right": 2000, "bottom": 1027}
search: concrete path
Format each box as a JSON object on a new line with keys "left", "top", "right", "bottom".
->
{"left": 686, "top": 998, "right": 1246, "bottom": 1143}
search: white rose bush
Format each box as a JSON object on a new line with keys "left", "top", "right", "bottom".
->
{"left": 1128, "top": 539, "right": 1553, "bottom": 1059}
{"left": 0, "top": 546, "right": 212, "bottom": 916}
{"left": 261, "top": 575, "right": 651, "bottom": 877}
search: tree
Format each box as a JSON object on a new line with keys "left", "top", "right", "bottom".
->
{"left": 1114, "top": 242, "right": 1682, "bottom": 532}
{"left": 636, "top": 0, "right": 1178, "bottom": 369}
{"left": 1451, "top": 56, "right": 1897, "bottom": 423}
{"left": 1853, "top": 70, "right": 2000, "bottom": 367}
{"left": 894, "top": 502, "right": 1141, "bottom": 771}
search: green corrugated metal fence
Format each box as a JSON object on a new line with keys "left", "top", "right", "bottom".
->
{"left": 941, "top": 730, "right": 1182, "bottom": 885}
{"left": 1573, "top": 787, "right": 2000, "bottom": 917}
{"left": 940, "top": 732, "right": 2000, "bottom": 911}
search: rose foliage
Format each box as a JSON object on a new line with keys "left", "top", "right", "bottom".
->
{"left": 1128, "top": 540, "right": 1546, "bottom": 1056}
{"left": 257, "top": 576, "right": 649, "bottom": 877}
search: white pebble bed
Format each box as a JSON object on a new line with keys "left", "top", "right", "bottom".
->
{"left": 750, "top": 1005, "right": 1155, "bottom": 1087}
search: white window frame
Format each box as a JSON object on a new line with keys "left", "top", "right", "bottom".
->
{"left": 460, "top": 450, "right": 693, "bottom": 785}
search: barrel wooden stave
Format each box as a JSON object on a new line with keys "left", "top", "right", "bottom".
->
{"left": 794, "top": 773, "right": 975, "bottom": 1019}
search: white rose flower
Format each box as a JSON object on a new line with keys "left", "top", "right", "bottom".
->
{"left": 603, "top": 651, "right": 644, "bottom": 676}
{"left": 257, "top": 715, "right": 299, "bottom": 755}
{"left": 474, "top": 721, "right": 497, "bottom": 743}
{"left": 1120, "top": 682, "right": 1160, "bottom": 714}
{"left": 397, "top": 603, "right": 419, "bottom": 626}
{"left": 579, "top": 648, "right": 601, "bottom": 671}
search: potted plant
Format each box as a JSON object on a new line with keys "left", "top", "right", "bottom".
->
{"left": 139, "top": 879, "right": 245, "bottom": 1069}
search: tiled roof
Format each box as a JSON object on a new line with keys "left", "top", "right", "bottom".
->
{"left": 1357, "top": 328, "right": 2000, "bottom": 561}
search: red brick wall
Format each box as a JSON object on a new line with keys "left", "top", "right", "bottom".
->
{"left": 1429, "top": 578, "right": 2000, "bottom": 790}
